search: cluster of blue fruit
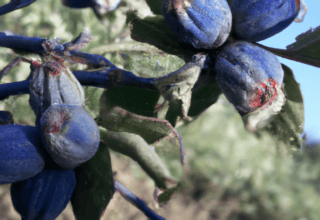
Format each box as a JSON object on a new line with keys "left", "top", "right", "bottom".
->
{"left": 0, "top": 0, "right": 306, "bottom": 219}
{"left": 162, "top": 0, "right": 303, "bottom": 117}
{"left": 0, "top": 27, "right": 169, "bottom": 219}
{"left": 0, "top": 31, "right": 101, "bottom": 220}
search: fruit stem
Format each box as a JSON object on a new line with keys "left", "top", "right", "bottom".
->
{"left": 115, "top": 180, "right": 166, "bottom": 220}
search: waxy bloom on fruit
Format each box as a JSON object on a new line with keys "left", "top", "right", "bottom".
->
{"left": 40, "top": 105, "right": 100, "bottom": 169}
{"left": 214, "top": 41, "right": 285, "bottom": 116}
{"left": 0, "top": 31, "right": 101, "bottom": 170}
{"left": 230, "top": 0, "right": 302, "bottom": 42}
{"left": 11, "top": 168, "right": 76, "bottom": 220}
{"left": 162, "top": 0, "right": 232, "bottom": 49}
{"left": 0, "top": 125, "right": 45, "bottom": 185}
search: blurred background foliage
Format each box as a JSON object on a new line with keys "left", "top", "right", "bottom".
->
{"left": 0, "top": 0, "right": 320, "bottom": 220}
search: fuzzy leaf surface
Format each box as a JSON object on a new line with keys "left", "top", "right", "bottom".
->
{"left": 126, "top": 12, "right": 199, "bottom": 61}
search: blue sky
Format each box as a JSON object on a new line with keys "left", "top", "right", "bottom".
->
{"left": 259, "top": 0, "right": 320, "bottom": 142}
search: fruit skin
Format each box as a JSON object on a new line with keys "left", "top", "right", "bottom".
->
{"left": 230, "top": 0, "right": 300, "bottom": 42}
{"left": 162, "top": 0, "right": 232, "bottom": 49}
{"left": 11, "top": 168, "right": 76, "bottom": 220}
{"left": 0, "top": 125, "right": 45, "bottom": 185}
{"left": 214, "top": 41, "right": 284, "bottom": 115}
{"left": 28, "top": 60, "right": 85, "bottom": 127}
{"left": 40, "top": 105, "right": 100, "bottom": 169}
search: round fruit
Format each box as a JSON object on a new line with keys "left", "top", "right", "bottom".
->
{"left": 0, "top": 125, "right": 45, "bottom": 185}
{"left": 28, "top": 59, "right": 85, "bottom": 127}
{"left": 40, "top": 105, "right": 100, "bottom": 169}
{"left": 230, "top": 0, "right": 300, "bottom": 42}
{"left": 162, "top": 0, "right": 232, "bottom": 49}
{"left": 214, "top": 41, "right": 284, "bottom": 115}
{"left": 11, "top": 168, "right": 76, "bottom": 220}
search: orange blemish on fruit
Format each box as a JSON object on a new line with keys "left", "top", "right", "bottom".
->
{"left": 295, "top": 0, "right": 300, "bottom": 11}
{"left": 249, "top": 79, "right": 278, "bottom": 109}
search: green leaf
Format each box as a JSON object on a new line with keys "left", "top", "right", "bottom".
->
{"left": 99, "top": 86, "right": 160, "bottom": 118}
{"left": 99, "top": 128, "right": 175, "bottom": 189}
{"left": 99, "top": 91, "right": 185, "bottom": 164}
{"left": 259, "top": 64, "right": 304, "bottom": 149}
{"left": 116, "top": 51, "right": 185, "bottom": 79}
{"left": 146, "top": 0, "right": 163, "bottom": 15}
{"left": 287, "top": 26, "right": 320, "bottom": 51}
{"left": 151, "top": 130, "right": 184, "bottom": 176}
{"left": 157, "top": 184, "right": 180, "bottom": 203}
{"left": 89, "top": 41, "right": 164, "bottom": 55}
{"left": 71, "top": 142, "right": 114, "bottom": 220}
{"left": 98, "top": 105, "right": 183, "bottom": 147}
{"left": 126, "top": 12, "right": 199, "bottom": 61}
{"left": 256, "top": 25, "right": 320, "bottom": 68}
{"left": 154, "top": 54, "right": 207, "bottom": 125}
{"left": 188, "top": 69, "right": 222, "bottom": 117}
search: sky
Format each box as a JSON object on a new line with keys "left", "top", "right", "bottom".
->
{"left": 259, "top": 0, "right": 320, "bottom": 142}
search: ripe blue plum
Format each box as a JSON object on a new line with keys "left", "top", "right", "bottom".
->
{"left": 162, "top": 0, "right": 232, "bottom": 49}
{"left": 0, "top": 31, "right": 101, "bottom": 169}
{"left": 0, "top": 125, "right": 45, "bottom": 185}
{"left": 214, "top": 41, "right": 284, "bottom": 115}
{"left": 230, "top": 0, "right": 301, "bottom": 42}
{"left": 11, "top": 168, "right": 76, "bottom": 220}
{"left": 40, "top": 105, "right": 100, "bottom": 169}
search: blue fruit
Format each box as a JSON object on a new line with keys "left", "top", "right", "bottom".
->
{"left": 214, "top": 41, "right": 284, "bottom": 115}
{"left": 162, "top": 0, "right": 232, "bottom": 49}
{"left": 28, "top": 59, "right": 85, "bottom": 127}
{"left": 0, "top": 125, "right": 45, "bottom": 185}
{"left": 230, "top": 0, "right": 300, "bottom": 42}
{"left": 40, "top": 105, "right": 100, "bottom": 169}
{"left": 11, "top": 168, "right": 76, "bottom": 220}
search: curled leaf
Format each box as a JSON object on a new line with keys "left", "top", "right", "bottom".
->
{"left": 154, "top": 54, "right": 209, "bottom": 125}
{"left": 98, "top": 105, "right": 185, "bottom": 165}
{"left": 99, "top": 128, "right": 175, "bottom": 189}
